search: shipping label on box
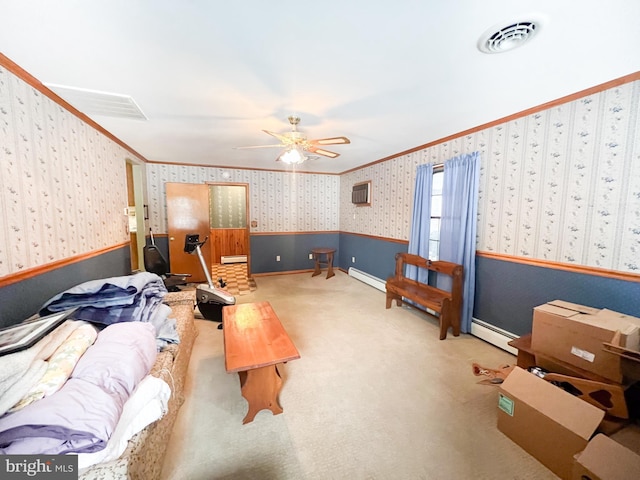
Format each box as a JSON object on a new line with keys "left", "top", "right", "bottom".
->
{"left": 531, "top": 300, "right": 640, "bottom": 383}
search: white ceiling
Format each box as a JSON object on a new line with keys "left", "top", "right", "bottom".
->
{"left": 2, "top": 1, "right": 640, "bottom": 174}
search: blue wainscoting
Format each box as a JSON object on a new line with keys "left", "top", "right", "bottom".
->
{"left": 337, "top": 233, "right": 408, "bottom": 281}
{"left": 248, "top": 232, "right": 407, "bottom": 279}
{"left": 250, "top": 233, "right": 339, "bottom": 274}
{"left": 0, "top": 246, "right": 132, "bottom": 328}
{"left": 473, "top": 254, "right": 640, "bottom": 337}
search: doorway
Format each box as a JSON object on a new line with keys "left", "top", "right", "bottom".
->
{"left": 207, "top": 182, "right": 254, "bottom": 294}
{"left": 126, "top": 161, "right": 146, "bottom": 272}
{"left": 166, "top": 182, "right": 253, "bottom": 291}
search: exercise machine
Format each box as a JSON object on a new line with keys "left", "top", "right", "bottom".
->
{"left": 184, "top": 234, "right": 235, "bottom": 327}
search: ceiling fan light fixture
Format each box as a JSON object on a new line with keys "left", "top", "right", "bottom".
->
{"left": 279, "top": 146, "right": 307, "bottom": 165}
{"left": 237, "top": 116, "right": 349, "bottom": 163}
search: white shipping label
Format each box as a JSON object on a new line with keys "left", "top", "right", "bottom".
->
{"left": 570, "top": 346, "right": 595, "bottom": 362}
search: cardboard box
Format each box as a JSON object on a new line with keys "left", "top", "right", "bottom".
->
{"left": 603, "top": 336, "right": 640, "bottom": 382}
{"left": 535, "top": 351, "right": 611, "bottom": 382}
{"left": 572, "top": 433, "right": 640, "bottom": 480}
{"left": 531, "top": 300, "right": 640, "bottom": 383}
{"left": 498, "top": 367, "right": 604, "bottom": 480}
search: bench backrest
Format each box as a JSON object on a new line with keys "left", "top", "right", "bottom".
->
{"left": 393, "top": 252, "right": 463, "bottom": 309}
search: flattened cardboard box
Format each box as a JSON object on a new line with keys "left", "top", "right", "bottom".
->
{"left": 498, "top": 367, "right": 604, "bottom": 480}
{"left": 572, "top": 433, "right": 640, "bottom": 480}
{"left": 531, "top": 300, "right": 640, "bottom": 383}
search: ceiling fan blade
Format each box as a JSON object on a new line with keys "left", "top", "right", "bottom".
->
{"left": 308, "top": 147, "right": 340, "bottom": 158}
{"left": 263, "top": 130, "right": 291, "bottom": 143}
{"left": 234, "top": 144, "right": 284, "bottom": 150}
{"left": 309, "top": 136, "right": 350, "bottom": 146}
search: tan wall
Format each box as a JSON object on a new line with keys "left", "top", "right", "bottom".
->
{"left": 0, "top": 65, "right": 145, "bottom": 278}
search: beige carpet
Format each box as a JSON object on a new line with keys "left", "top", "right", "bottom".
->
{"left": 160, "top": 271, "right": 560, "bottom": 480}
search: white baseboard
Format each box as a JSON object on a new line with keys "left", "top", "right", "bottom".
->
{"left": 471, "top": 318, "right": 518, "bottom": 356}
{"left": 348, "top": 267, "right": 386, "bottom": 292}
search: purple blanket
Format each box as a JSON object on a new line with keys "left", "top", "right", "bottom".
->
{"left": 0, "top": 322, "right": 157, "bottom": 455}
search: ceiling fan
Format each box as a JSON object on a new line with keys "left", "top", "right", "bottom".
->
{"left": 235, "top": 115, "right": 350, "bottom": 164}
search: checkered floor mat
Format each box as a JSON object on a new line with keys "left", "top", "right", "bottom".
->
{"left": 210, "top": 263, "right": 256, "bottom": 296}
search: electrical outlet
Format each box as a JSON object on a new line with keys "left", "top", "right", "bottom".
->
{"left": 276, "top": 255, "right": 281, "bottom": 261}
{"left": 308, "top": 253, "right": 313, "bottom": 259}
{"left": 352, "top": 256, "right": 356, "bottom": 263}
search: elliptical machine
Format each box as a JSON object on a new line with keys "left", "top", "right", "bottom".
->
{"left": 183, "top": 234, "right": 236, "bottom": 327}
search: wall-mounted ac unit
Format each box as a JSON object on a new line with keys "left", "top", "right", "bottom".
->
{"left": 352, "top": 181, "right": 371, "bottom": 205}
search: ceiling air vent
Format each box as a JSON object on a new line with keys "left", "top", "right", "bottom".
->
{"left": 44, "top": 84, "right": 147, "bottom": 120}
{"left": 477, "top": 18, "right": 543, "bottom": 54}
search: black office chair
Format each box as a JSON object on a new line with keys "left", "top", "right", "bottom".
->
{"left": 143, "top": 229, "right": 191, "bottom": 291}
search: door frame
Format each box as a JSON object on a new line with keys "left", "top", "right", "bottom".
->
{"left": 206, "top": 181, "right": 251, "bottom": 277}
{"left": 126, "top": 160, "right": 146, "bottom": 272}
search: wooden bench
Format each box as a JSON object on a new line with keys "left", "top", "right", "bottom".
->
{"left": 223, "top": 301, "right": 300, "bottom": 424}
{"left": 385, "top": 253, "right": 463, "bottom": 340}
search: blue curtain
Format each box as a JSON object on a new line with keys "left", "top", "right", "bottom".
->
{"left": 439, "top": 151, "right": 481, "bottom": 334}
{"left": 406, "top": 163, "right": 433, "bottom": 283}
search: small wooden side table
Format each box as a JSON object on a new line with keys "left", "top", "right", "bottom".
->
{"left": 311, "top": 248, "right": 336, "bottom": 279}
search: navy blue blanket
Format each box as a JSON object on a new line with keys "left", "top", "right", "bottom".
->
{"left": 40, "top": 272, "right": 167, "bottom": 325}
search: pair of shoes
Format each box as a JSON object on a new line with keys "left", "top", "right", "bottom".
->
{"left": 217, "top": 277, "right": 227, "bottom": 288}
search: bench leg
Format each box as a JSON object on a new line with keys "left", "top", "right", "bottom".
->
{"left": 439, "top": 303, "right": 461, "bottom": 339}
{"left": 238, "top": 365, "right": 283, "bottom": 424}
{"left": 439, "top": 302, "right": 451, "bottom": 340}
{"left": 386, "top": 293, "right": 402, "bottom": 309}
{"left": 439, "top": 318, "right": 449, "bottom": 340}
{"left": 451, "top": 313, "right": 461, "bottom": 337}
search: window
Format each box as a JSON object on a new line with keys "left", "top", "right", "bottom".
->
{"left": 429, "top": 168, "right": 444, "bottom": 260}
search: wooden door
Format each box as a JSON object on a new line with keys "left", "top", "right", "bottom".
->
{"left": 166, "top": 182, "right": 211, "bottom": 283}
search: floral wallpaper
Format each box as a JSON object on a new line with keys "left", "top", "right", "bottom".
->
{"left": 3, "top": 56, "right": 638, "bottom": 279}
{"left": 340, "top": 80, "right": 640, "bottom": 273}
{"left": 0, "top": 66, "right": 140, "bottom": 278}
{"left": 146, "top": 164, "right": 339, "bottom": 234}
{"left": 209, "top": 185, "right": 246, "bottom": 229}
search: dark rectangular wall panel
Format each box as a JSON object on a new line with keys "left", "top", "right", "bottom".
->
{"left": 474, "top": 255, "right": 640, "bottom": 336}
{"left": 0, "top": 246, "right": 131, "bottom": 328}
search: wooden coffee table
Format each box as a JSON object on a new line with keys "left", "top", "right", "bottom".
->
{"left": 222, "top": 301, "right": 300, "bottom": 424}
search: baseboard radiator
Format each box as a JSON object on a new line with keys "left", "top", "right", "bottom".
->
{"left": 220, "top": 255, "right": 247, "bottom": 264}
{"left": 348, "top": 267, "right": 386, "bottom": 292}
{"left": 471, "top": 318, "right": 518, "bottom": 355}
